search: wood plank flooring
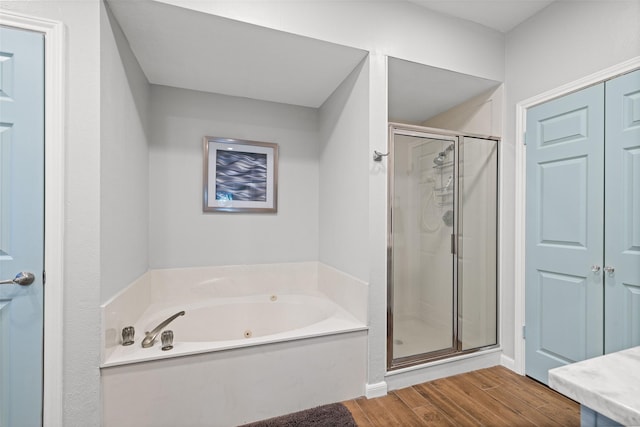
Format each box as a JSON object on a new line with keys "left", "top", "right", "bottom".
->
{"left": 343, "top": 366, "right": 580, "bottom": 426}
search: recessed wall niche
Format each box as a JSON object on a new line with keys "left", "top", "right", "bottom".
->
{"left": 106, "top": 0, "right": 371, "bottom": 274}
{"left": 107, "top": 0, "right": 367, "bottom": 108}
{"left": 388, "top": 57, "right": 503, "bottom": 137}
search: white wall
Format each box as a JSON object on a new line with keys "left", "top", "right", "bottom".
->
{"left": 148, "top": 85, "right": 320, "bottom": 269}
{"left": 502, "top": 0, "right": 640, "bottom": 362}
{"left": 100, "top": 2, "right": 150, "bottom": 302}
{"left": 0, "top": 1, "right": 102, "bottom": 426}
{"left": 157, "top": 0, "right": 505, "bottom": 83}
{"left": 423, "top": 86, "right": 503, "bottom": 137}
{"left": 318, "top": 59, "right": 370, "bottom": 281}
{"left": 365, "top": 53, "right": 391, "bottom": 391}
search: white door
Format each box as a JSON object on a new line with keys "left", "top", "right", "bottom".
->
{"left": 0, "top": 25, "right": 45, "bottom": 427}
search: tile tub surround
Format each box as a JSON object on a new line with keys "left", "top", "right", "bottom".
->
{"left": 101, "top": 262, "right": 368, "bottom": 365}
{"left": 548, "top": 346, "right": 640, "bottom": 426}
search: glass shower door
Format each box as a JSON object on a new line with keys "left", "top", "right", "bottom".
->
{"left": 457, "top": 136, "right": 498, "bottom": 351}
{"left": 388, "top": 125, "right": 499, "bottom": 370}
{"left": 388, "top": 131, "right": 458, "bottom": 364}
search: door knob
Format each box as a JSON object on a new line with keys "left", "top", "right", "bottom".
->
{"left": 591, "top": 265, "right": 601, "bottom": 273}
{"left": 0, "top": 272, "right": 35, "bottom": 286}
{"left": 604, "top": 266, "right": 615, "bottom": 275}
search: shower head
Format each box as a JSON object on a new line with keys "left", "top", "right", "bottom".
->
{"left": 433, "top": 152, "right": 446, "bottom": 165}
{"left": 433, "top": 144, "right": 454, "bottom": 165}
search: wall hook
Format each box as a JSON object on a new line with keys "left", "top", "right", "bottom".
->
{"left": 373, "top": 150, "right": 389, "bottom": 162}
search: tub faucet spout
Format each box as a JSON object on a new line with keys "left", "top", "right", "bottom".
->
{"left": 141, "top": 311, "right": 185, "bottom": 348}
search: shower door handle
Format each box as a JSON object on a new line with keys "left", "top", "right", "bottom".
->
{"left": 451, "top": 234, "right": 456, "bottom": 255}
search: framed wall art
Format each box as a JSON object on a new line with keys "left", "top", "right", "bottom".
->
{"left": 203, "top": 136, "right": 279, "bottom": 213}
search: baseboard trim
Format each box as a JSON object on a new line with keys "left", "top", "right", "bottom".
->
{"left": 500, "top": 354, "right": 516, "bottom": 372}
{"left": 385, "top": 348, "right": 501, "bottom": 391}
{"left": 365, "top": 381, "right": 388, "bottom": 399}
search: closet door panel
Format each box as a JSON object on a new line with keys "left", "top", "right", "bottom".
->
{"left": 604, "top": 69, "right": 640, "bottom": 354}
{"left": 525, "top": 83, "right": 605, "bottom": 384}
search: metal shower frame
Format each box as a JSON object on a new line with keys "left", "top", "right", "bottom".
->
{"left": 386, "top": 122, "right": 501, "bottom": 371}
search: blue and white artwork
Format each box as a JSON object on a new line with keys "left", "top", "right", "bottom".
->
{"left": 204, "top": 137, "right": 278, "bottom": 213}
{"left": 215, "top": 150, "right": 268, "bottom": 201}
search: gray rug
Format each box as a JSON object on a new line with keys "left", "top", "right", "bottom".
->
{"left": 239, "top": 403, "right": 357, "bottom": 427}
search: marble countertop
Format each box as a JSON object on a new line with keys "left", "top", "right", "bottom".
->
{"left": 548, "top": 346, "right": 640, "bottom": 426}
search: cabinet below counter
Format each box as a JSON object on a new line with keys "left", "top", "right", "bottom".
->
{"left": 548, "top": 346, "right": 640, "bottom": 427}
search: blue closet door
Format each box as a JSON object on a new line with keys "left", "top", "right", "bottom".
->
{"left": 525, "top": 84, "right": 605, "bottom": 384}
{"left": 0, "top": 26, "right": 45, "bottom": 427}
{"left": 604, "top": 69, "right": 640, "bottom": 354}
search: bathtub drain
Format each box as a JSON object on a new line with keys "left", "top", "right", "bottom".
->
{"left": 244, "top": 330, "right": 252, "bottom": 338}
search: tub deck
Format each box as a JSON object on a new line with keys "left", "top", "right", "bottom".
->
{"left": 102, "top": 292, "right": 366, "bottom": 368}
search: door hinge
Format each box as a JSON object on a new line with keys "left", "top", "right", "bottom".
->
{"left": 523, "top": 131, "right": 527, "bottom": 145}
{"left": 522, "top": 325, "right": 526, "bottom": 339}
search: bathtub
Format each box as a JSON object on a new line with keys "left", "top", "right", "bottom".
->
{"left": 101, "top": 262, "right": 368, "bottom": 426}
{"left": 103, "top": 291, "right": 366, "bottom": 367}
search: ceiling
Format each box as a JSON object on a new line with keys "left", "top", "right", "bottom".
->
{"left": 107, "top": 0, "right": 368, "bottom": 108}
{"left": 408, "top": 0, "right": 554, "bottom": 33}
{"left": 388, "top": 58, "right": 500, "bottom": 124}
{"left": 107, "top": 0, "right": 536, "bottom": 119}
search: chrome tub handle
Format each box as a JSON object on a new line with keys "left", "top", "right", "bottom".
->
{"left": 141, "top": 311, "right": 185, "bottom": 348}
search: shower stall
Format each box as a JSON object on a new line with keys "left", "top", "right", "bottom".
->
{"left": 387, "top": 123, "right": 498, "bottom": 369}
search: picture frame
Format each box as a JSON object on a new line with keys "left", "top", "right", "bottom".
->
{"left": 203, "top": 136, "right": 279, "bottom": 213}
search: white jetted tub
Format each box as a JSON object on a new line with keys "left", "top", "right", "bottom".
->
{"left": 101, "top": 262, "right": 368, "bottom": 427}
{"left": 104, "top": 291, "right": 365, "bottom": 366}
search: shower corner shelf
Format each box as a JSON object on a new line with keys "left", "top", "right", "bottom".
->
{"left": 433, "top": 161, "right": 454, "bottom": 169}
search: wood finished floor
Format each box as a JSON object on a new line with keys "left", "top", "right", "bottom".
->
{"left": 343, "top": 366, "right": 580, "bottom": 426}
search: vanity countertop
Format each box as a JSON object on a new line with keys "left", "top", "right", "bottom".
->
{"left": 548, "top": 346, "right": 640, "bottom": 426}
